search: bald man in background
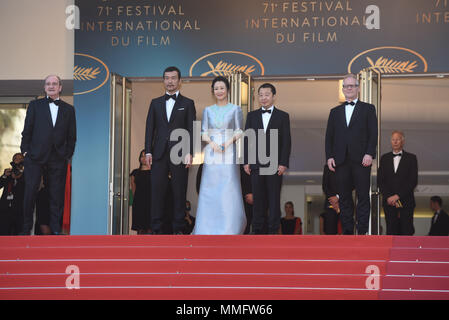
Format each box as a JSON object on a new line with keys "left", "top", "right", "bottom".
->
{"left": 378, "top": 131, "right": 418, "bottom": 235}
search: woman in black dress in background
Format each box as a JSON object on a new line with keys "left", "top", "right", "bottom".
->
{"left": 280, "top": 201, "right": 302, "bottom": 235}
{"left": 130, "top": 150, "right": 151, "bottom": 234}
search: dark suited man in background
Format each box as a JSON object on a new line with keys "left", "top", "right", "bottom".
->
{"left": 325, "top": 74, "right": 377, "bottom": 235}
{"left": 428, "top": 196, "right": 449, "bottom": 236}
{"left": 244, "top": 83, "right": 291, "bottom": 234}
{"left": 321, "top": 164, "right": 341, "bottom": 235}
{"left": 145, "top": 66, "right": 196, "bottom": 234}
{"left": 378, "top": 131, "right": 418, "bottom": 235}
{"left": 20, "top": 75, "right": 76, "bottom": 235}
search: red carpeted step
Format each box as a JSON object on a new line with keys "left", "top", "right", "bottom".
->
{"left": 0, "top": 260, "right": 387, "bottom": 275}
{"left": 0, "top": 273, "right": 376, "bottom": 289}
{"left": 379, "top": 289, "right": 449, "bottom": 300}
{"left": 389, "top": 248, "right": 449, "bottom": 262}
{"left": 392, "top": 236, "right": 449, "bottom": 249}
{"left": 386, "top": 261, "right": 449, "bottom": 276}
{"left": 0, "top": 246, "right": 391, "bottom": 261}
{"left": 0, "top": 235, "right": 393, "bottom": 248}
{"left": 0, "top": 286, "right": 380, "bottom": 300}
{"left": 382, "top": 275, "right": 449, "bottom": 291}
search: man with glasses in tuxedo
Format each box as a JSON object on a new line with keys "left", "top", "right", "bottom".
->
{"left": 325, "top": 74, "right": 378, "bottom": 235}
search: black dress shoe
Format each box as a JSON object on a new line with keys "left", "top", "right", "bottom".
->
{"left": 18, "top": 231, "right": 31, "bottom": 236}
{"left": 173, "top": 231, "right": 184, "bottom": 235}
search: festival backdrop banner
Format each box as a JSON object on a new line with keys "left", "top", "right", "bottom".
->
{"left": 72, "top": 0, "right": 448, "bottom": 234}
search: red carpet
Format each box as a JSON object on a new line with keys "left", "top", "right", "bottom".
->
{"left": 0, "top": 235, "right": 448, "bottom": 300}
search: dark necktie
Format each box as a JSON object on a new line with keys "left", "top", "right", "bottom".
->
{"left": 393, "top": 153, "right": 402, "bottom": 157}
{"left": 47, "top": 97, "right": 61, "bottom": 106}
{"left": 346, "top": 101, "right": 355, "bottom": 106}
{"left": 165, "top": 93, "right": 177, "bottom": 101}
{"left": 262, "top": 109, "right": 271, "bottom": 114}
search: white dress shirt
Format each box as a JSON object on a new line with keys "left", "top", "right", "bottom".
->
{"left": 261, "top": 105, "right": 274, "bottom": 133}
{"left": 47, "top": 97, "right": 59, "bottom": 127}
{"left": 345, "top": 98, "right": 358, "bottom": 126}
{"left": 393, "top": 150, "right": 402, "bottom": 173}
{"left": 165, "top": 91, "right": 179, "bottom": 121}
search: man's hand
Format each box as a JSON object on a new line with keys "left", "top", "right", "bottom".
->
{"left": 244, "top": 193, "right": 254, "bottom": 205}
{"left": 387, "top": 194, "right": 400, "bottom": 207}
{"left": 244, "top": 164, "right": 251, "bottom": 175}
{"left": 185, "top": 154, "right": 193, "bottom": 168}
{"left": 362, "top": 154, "right": 373, "bottom": 167}
{"left": 278, "top": 165, "right": 287, "bottom": 176}
{"left": 327, "top": 158, "right": 336, "bottom": 172}
{"left": 328, "top": 195, "right": 340, "bottom": 213}
{"left": 3, "top": 169, "right": 12, "bottom": 177}
{"left": 328, "top": 195, "right": 339, "bottom": 207}
{"left": 145, "top": 154, "right": 152, "bottom": 170}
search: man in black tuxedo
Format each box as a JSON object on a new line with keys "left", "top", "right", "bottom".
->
{"left": 244, "top": 83, "right": 291, "bottom": 234}
{"left": 20, "top": 75, "right": 76, "bottom": 235}
{"left": 378, "top": 131, "right": 418, "bottom": 235}
{"left": 145, "top": 66, "right": 196, "bottom": 234}
{"left": 325, "top": 74, "right": 377, "bottom": 235}
{"left": 428, "top": 196, "right": 449, "bottom": 236}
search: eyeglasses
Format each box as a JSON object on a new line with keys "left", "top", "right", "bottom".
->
{"left": 342, "top": 84, "right": 359, "bottom": 89}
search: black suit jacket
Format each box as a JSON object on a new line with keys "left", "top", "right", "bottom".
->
{"left": 145, "top": 94, "right": 196, "bottom": 160}
{"left": 378, "top": 150, "right": 418, "bottom": 208}
{"left": 244, "top": 107, "right": 291, "bottom": 170}
{"left": 21, "top": 98, "right": 77, "bottom": 163}
{"left": 325, "top": 100, "right": 377, "bottom": 165}
{"left": 429, "top": 209, "right": 449, "bottom": 236}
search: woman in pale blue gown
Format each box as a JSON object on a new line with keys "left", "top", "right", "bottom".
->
{"left": 192, "top": 76, "right": 247, "bottom": 234}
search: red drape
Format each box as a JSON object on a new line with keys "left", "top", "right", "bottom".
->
{"left": 62, "top": 163, "right": 71, "bottom": 234}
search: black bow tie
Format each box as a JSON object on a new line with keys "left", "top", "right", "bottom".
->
{"left": 261, "top": 109, "right": 272, "bottom": 114}
{"left": 393, "top": 153, "right": 402, "bottom": 157}
{"left": 165, "top": 93, "right": 177, "bottom": 101}
{"left": 346, "top": 101, "right": 355, "bottom": 106}
{"left": 47, "top": 97, "right": 61, "bottom": 106}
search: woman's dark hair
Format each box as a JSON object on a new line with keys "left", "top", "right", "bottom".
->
{"left": 138, "top": 149, "right": 145, "bottom": 169}
{"left": 211, "top": 76, "right": 230, "bottom": 92}
{"left": 163, "top": 66, "right": 181, "bottom": 79}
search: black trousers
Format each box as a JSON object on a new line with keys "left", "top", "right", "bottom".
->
{"left": 250, "top": 169, "right": 282, "bottom": 234}
{"left": 22, "top": 154, "right": 67, "bottom": 234}
{"left": 322, "top": 207, "right": 339, "bottom": 235}
{"left": 335, "top": 159, "right": 371, "bottom": 235}
{"left": 383, "top": 204, "right": 415, "bottom": 235}
{"left": 150, "top": 152, "right": 188, "bottom": 233}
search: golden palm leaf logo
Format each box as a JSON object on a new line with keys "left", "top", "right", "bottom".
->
{"left": 74, "top": 53, "right": 110, "bottom": 95}
{"left": 190, "top": 51, "right": 265, "bottom": 77}
{"left": 73, "top": 66, "right": 101, "bottom": 80}
{"left": 347, "top": 47, "right": 427, "bottom": 74}
{"left": 366, "top": 56, "right": 418, "bottom": 73}
{"left": 200, "top": 60, "right": 257, "bottom": 77}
